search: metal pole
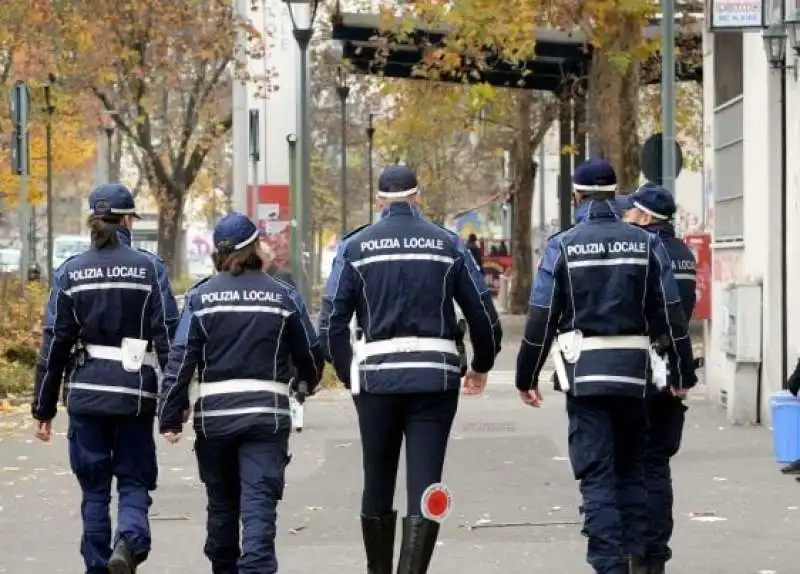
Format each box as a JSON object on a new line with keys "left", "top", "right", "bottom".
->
{"left": 538, "top": 144, "right": 545, "bottom": 235}
{"left": 661, "top": 0, "right": 676, "bottom": 194}
{"left": 337, "top": 84, "right": 350, "bottom": 238}
{"left": 367, "top": 113, "right": 375, "bottom": 224}
{"left": 20, "top": 148, "right": 30, "bottom": 285}
{"left": 288, "top": 134, "right": 300, "bottom": 283}
{"left": 45, "top": 84, "right": 54, "bottom": 285}
{"left": 296, "top": 30, "right": 312, "bottom": 304}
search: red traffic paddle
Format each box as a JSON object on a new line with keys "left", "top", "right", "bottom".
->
{"left": 420, "top": 483, "right": 452, "bottom": 523}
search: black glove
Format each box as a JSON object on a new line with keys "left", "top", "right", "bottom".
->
{"left": 788, "top": 368, "right": 800, "bottom": 397}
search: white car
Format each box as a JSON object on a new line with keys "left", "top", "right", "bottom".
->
{"left": 0, "top": 248, "right": 20, "bottom": 273}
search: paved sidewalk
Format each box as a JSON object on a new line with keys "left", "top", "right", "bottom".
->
{"left": 0, "top": 380, "right": 796, "bottom": 573}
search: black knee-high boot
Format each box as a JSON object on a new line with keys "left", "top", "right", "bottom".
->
{"left": 396, "top": 516, "right": 439, "bottom": 574}
{"left": 361, "top": 511, "right": 397, "bottom": 574}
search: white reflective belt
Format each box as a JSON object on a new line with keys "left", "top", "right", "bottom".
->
{"left": 85, "top": 344, "right": 158, "bottom": 368}
{"left": 197, "top": 406, "right": 291, "bottom": 418}
{"left": 198, "top": 379, "right": 288, "bottom": 398}
{"left": 67, "top": 382, "right": 158, "bottom": 399}
{"left": 580, "top": 336, "right": 650, "bottom": 352}
{"left": 361, "top": 337, "right": 459, "bottom": 358}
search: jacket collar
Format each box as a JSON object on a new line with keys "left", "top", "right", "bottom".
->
{"left": 380, "top": 201, "right": 425, "bottom": 219}
{"left": 575, "top": 199, "right": 618, "bottom": 223}
{"left": 116, "top": 226, "right": 132, "bottom": 246}
{"left": 646, "top": 221, "right": 676, "bottom": 239}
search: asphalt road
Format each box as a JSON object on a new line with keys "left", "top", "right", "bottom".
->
{"left": 0, "top": 368, "right": 796, "bottom": 573}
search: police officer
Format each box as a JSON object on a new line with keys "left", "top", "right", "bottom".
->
{"left": 318, "top": 165, "right": 502, "bottom": 574}
{"left": 32, "top": 184, "right": 175, "bottom": 574}
{"left": 514, "top": 159, "right": 697, "bottom": 574}
{"left": 618, "top": 183, "right": 697, "bottom": 574}
{"left": 158, "top": 212, "right": 323, "bottom": 574}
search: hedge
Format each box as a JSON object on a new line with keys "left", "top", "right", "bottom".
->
{"left": 0, "top": 276, "right": 342, "bottom": 399}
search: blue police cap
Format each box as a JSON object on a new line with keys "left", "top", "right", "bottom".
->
{"left": 377, "top": 165, "right": 418, "bottom": 199}
{"left": 88, "top": 183, "right": 140, "bottom": 217}
{"left": 622, "top": 182, "right": 676, "bottom": 220}
{"left": 573, "top": 159, "right": 617, "bottom": 194}
{"left": 212, "top": 212, "right": 263, "bottom": 252}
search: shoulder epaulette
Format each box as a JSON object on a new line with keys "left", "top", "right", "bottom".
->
{"left": 342, "top": 223, "right": 370, "bottom": 240}
{"left": 546, "top": 227, "right": 571, "bottom": 242}
{"left": 136, "top": 248, "right": 165, "bottom": 264}
{"left": 185, "top": 275, "right": 212, "bottom": 298}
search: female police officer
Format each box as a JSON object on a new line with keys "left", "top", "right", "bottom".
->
{"left": 319, "top": 165, "right": 502, "bottom": 574}
{"left": 158, "top": 212, "right": 324, "bottom": 574}
{"left": 32, "top": 183, "right": 175, "bottom": 574}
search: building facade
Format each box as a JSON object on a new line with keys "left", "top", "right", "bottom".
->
{"left": 703, "top": 6, "right": 799, "bottom": 423}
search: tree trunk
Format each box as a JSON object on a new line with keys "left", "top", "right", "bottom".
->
{"left": 155, "top": 184, "right": 185, "bottom": 277}
{"left": 588, "top": 17, "right": 642, "bottom": 192}
{"left": 508, "top": 94, "right": 535, "bottom": 315}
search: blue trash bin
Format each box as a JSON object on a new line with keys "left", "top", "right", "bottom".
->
{"left": 770, "top": 391, "right": 800, "bottom": 463}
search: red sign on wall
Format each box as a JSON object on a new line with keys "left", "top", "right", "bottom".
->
{"left": 683, "top": 233, "right": 711, "bottom": 321}
{"left": 246, "top": 184, "right": 291, "bottom": 268}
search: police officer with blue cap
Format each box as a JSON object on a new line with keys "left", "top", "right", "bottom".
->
{"left": 514, "top": 159, "right": 697, "bottom": 574}
{"left": 158, "top": 212, "right": 323, "bottom": 574}
{"left": 31, "top": 184, "right": 175, "bottom": 574}
{"left": 319, "top": 164, "right": 502, "bottom": 574}
{"left": 619, "top": 183, "right": 697, "bottom": 574}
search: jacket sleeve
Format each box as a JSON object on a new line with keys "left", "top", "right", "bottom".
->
{"left": 515, "top": 238, "right": 563, "bottom": 391}
{"left": 148, "top": 254, "right": 180, "bottom": 343}
{"left": 453, "top": 237, "right": 502, "bottom": 373}
{"left": 646, "top": 236, "right": 697, "bottom": 389}
{"left": 158, "top": 293, "right": 205, "bottom": 432}
{"left": 147, "top": 265, "right": 171, "bottom": 370}
{"left": 318, "top": 242, "right": 361, "bottom": 387}
{"left": 286, "top": 289, "right": 324, "bottom": 392}
{"left": 32, "top": 267, "right": 80, "bottom": 421}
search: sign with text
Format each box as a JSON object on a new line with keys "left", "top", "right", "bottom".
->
{"left": 708, "top": 0, "right": 764, "bottom": 31}
{"left": 246, "top": 184, "right": 291, "bottom": 268}
{"left": 684, "top": 233, "right": 711, "bottom": 321}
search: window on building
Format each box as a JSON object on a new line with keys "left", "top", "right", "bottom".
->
{"left": 713, "top": 31, "right": 744, "bottom": 242}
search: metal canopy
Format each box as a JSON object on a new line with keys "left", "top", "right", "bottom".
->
{"left": 331, "top": 11, "right": 702, "bottom": 90}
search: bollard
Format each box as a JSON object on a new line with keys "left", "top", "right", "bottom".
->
{"left": 497, "top": 275, "right": 510, "bottom": 313}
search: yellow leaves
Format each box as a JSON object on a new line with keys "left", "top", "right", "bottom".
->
{"left": 0, "top": 117, "right": 95, "bottom": 207}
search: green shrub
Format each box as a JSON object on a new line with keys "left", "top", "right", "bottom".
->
{"left": 0, "top": 361, "right": 34, "bottom": 399}
{"left": 171, "top": 274, "right": 197, "bottom": 295}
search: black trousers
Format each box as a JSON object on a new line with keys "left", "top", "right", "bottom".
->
{"left": 354, "top": 390, "right": 459, "bottom": 517}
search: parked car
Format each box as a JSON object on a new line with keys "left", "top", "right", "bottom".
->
{"left": 0, "top": 248, "right": 20, "bottom": 273}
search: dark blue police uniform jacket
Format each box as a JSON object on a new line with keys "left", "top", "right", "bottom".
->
{"left": 650, "top": 222, "right": 697, "bottom": 388}
{"left": 158, "top": 270, "right": 324, "bottom": 439}
{"left": 515, "top": 200, "right": 697, "bottom": 397}
{"left": 117, "top": 227, "right": 180, "bottom": 338}
{"left": 32, "top": 245, "right": 172, "bottom": 420}
{"left": 319, "top": 202, "right": 502, "bottom": 394}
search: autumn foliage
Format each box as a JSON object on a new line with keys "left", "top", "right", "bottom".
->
{"left": 0, "top": 277, "right": 46, "bottom": 397}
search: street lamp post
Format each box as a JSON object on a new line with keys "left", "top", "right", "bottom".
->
{"left": 284, "top": 0, "right": 320, "bottom": 306}
{"left": 762, "top": 20, "right": 797, "bottom": 389}
{"left": 335, "top": 66, "right": 350, "bottom": 239}
{"left": 366, "top": 112, "right": 375, "bottom": 224}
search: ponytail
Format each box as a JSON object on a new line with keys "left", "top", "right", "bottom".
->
{"left": 87, "top": 214, "right": 122, "bottom": 249}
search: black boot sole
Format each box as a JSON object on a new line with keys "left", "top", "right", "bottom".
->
{"left": 108, "top": 555, "right": 134, "bottom": 574}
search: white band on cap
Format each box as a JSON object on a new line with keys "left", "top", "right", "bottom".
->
{"left": 87, "top": 207, "right": 137, "bottom": 215}
{"left": 234, "top": 229, "right": 261, "bottom": 250}
{"left": 573, "top": 183, "right": 617, "bottom": 192}
{"left": 632, "top": 200, "right": 669, "bottom": 220}
{"left": 376, "top": 187, "right": 418, "bottom": 199}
